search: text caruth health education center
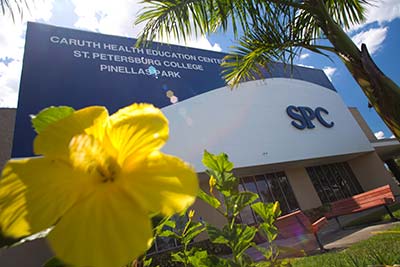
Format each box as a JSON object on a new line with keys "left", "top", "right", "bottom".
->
{"left": 1, "top": 22, "right": 400, "bottom": 264}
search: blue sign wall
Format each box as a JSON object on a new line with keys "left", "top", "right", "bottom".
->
{"left": 13, "top": 22, "right": 335, "bottom": 157}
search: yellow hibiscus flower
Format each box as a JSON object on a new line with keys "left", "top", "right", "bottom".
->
{"left": 0, "top": 103, "right": 198, "bottom": 267}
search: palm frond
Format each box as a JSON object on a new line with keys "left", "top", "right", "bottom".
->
{"left": 135, "top": 0, "right": 271, "bottom": 45}
{"left": 1, "top": 0, "right": 31, "bottom": 22}
{"left": 323, "top": 0, "right": 371, "bottom": 30}
{"left": 135, "top": 0, "right": 372, "bottom": 87}
{"left": 222, "top": 6, "right": 335, "bottom": 87}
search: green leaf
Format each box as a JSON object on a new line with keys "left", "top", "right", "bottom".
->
{"left": 202, "top": 150, "right": 234, "bottom": 173}
{"left": 206, "top": 224, "right": 229, "bottom": 245}
{"left": 231, "top": 192, "right": 259, "bottom": 216}
{"left": 187, "top": 250, "right": 210, "bottom": 267}
{"left": 202, "top": 150, "right": 239, "bottom": 197}
{"left": 158, "top": 229, "right": 179, "bottom": 239}
{"left": 31, "top": 106, "right": 75, "bottom": 134}
{"left": 251, "top": 202, "right": 281, "bottom": 224}
{"left": 143, "top": 257, "right": 153, "bottom": 267}
{"left": 253, "top": 245, "right": 273, "bottom": 260}
{"left": 229, "top": 224, "right": 257, "bottom": 257}
{"left": 198, "top": 189, "right": 221, "bottom": 208}
{"left": 182, "top": 222, "right": 205, "bottom": 245}
{"left": 207, "top": 223, "right": 257, "bottom": 258}
{"left": 171, "top": 252, "right": 186, "bottom": 263}
{"left": 217, "top": 172, "right": 239, "bottom": 197}
{"left": 251, "top": 202, "right": 281, "bottom": 243}
{"left": 42, "top": 257, "right": 71, "bottom": 267}
{"left": 252, "top": 261, "right": 272, "bottom": 267}
{"left": 202, "top": 255, "right": 235, "bottom": 267}
{"left": 163, "top": 219, "right": 176, "bottom": 229}
{"left": 258, "top": 223, "right": 279, "bottom": 243}
{"left": 152, "top": 215, "right": 174, "bottom": 236}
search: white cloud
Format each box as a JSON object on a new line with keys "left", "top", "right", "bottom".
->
{"left": 72, "top": 0, "right": 144, "bottom": 37}
{"left": 0, "top": 0, "right": 55, "bottom": 108}
{"left": 323, "top": 66, "right": 336, "bottom": 81}
{"left": 173, "top": 36, "right": 222, "bottom": 52}
{"left": 390, "top": 135, "right": 395, "bottom": 139}
{"left": 374, "top": 130, "right": 386, "bottom": 139}
{"left": 351, "top": 27, "right": 388, "bottom": 55}
{"left": 349, "top": 0, "right": 400, "bottom": 31}
{"left": 71, "top": 0, "right": 221, "bottom": 52}
{"left": 0, "top": 60, "right": 22, "bottom": 107}
{"left": 299, "top": 53, "right": 309, "bottom": 60}
{"left": 366, "top": 0, "right": 400, "bottom": 24}
{"left": 0, "top": 21, "right": 25, "bottom": 61}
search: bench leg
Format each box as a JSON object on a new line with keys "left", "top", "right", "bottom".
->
{"left": 334, "top": 217, "right": 344, "bottom": 230}
{"left": 384, "top": 205, "right": 399, "bottom": 221}
{"left": 313, "top": 233, "right": 325, "bottom": 252}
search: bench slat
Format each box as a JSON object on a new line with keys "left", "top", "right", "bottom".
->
{"left": 325, "top": 185, "right": 395, "bottom": 219}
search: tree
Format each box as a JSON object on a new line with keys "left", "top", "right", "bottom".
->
{"left": 135, "top": 0, "right": 400, "bottom": 139}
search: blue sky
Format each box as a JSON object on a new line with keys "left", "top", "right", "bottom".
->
{"left": 0, "top": 0, "right": 399, "bottom": 139}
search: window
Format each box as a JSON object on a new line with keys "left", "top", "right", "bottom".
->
{"left": 239, "top": 172, "right": 299, "bottom": 224}
{"left": 147, "top": 215, "right": 188, "bottom": 254}
{"left": 306, "top": 162, "right": 363, "bottom": 204}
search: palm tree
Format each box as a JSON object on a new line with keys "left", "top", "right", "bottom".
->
{"left": 135, "top": 0, "right": 400, "bottom": 139}
{"left": 1, "top": 0, "right": 30, "bottom": 21}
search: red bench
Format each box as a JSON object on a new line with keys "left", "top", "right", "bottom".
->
{"left": 275, "top": 210, "right": 328, "bottom": 251}
{"left": 325, "top": 185, "right": 398, "bottom": 229}
{"left": 254, "top": 210, "right": 328, "bottom": 251}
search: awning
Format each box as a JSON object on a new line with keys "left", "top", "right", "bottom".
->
{"left": 372, "top": 138, "right": 400, "bottom": 161}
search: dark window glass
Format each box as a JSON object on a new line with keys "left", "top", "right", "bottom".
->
{"left": 156, "top": 236, "right": 177, "bottom": 252}
{"left": 242, "top": 176, "right": 258, "bottom": 194}
{"left": 277, "top": 172, "right": 299, "bottom": 211}
{"left": 344, "top": 163, "right": 364, "bottom": 193}
{"left": 268, "top": 173, "right": 289, "bottom": 214}
{"left": 150, "top": 214, "right": 188, "bottom": 254}
{"left": 255, "top": 175, "right": 274, "bottom": 203}
{"left": 307, "top": 167, "right": 329, "bottom": 203}
{"left": 306, "top": 162, "right": 363, "bottom": 204}
{"left": 321, "top": 165, "right": 344, "bottom": 200}
{"left": 239, "top": 172, "right": 299, "bottom": 223}
{"left": 238, "top": 182, "right": 256, "bottom": 224}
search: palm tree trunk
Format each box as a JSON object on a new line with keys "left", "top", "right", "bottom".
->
{"left": 307, "top": 0, "right": 400, "bottom": 140}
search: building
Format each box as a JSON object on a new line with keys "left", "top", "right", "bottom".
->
{"left": 1, "top": 22, "right": 400, "bottom": 264}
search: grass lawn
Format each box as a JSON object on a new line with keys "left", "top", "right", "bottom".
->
{"left": 345, "top": 203, "right": 400, "bottom": 228}
{"left": 291, "top": 225, "right": 400, "bottom": 267}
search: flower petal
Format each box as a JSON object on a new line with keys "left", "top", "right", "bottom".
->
{"left": 34, "top": 106, "right": 108, "bottom": 158}
{"left": 0, "top": 158, "right": 92, "bottom": 236}
{"left": 0, "top": 164, "right": 30, "bottom": 237}
{"left": 106, "top": 103, "right": 169, "bottom": 166}
{"left": 119, "top": 152, "right": 198, "bottom": 216}
{"left": 47, "top": 184, "right": 152, "bottom": 267}
{"left": 68, "top": 134, "right": 119, "bottom": 181}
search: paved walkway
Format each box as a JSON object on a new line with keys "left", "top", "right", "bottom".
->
{"left": 320, "top": 219, "right": 400, "bottom": 250}
{"left": 318, "top": 204, "right": 400, "bottom": 250}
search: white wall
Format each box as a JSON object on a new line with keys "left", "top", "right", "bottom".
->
{"left": 161, "top": 78, "right": 373, "bottom": 171}
{"left": 349, "top": 151, "right": 400, "bottom": 195}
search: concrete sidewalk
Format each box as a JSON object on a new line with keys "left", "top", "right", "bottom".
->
{"left": 320, "top": 219, "right": 400, "bottom": 250}
{"left": 318, "top": 204, "right": 400, "bottom": 250}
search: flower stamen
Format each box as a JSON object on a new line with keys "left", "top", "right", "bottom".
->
{"left": 97, "top": 166, "right": 116, "bottom": 183}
